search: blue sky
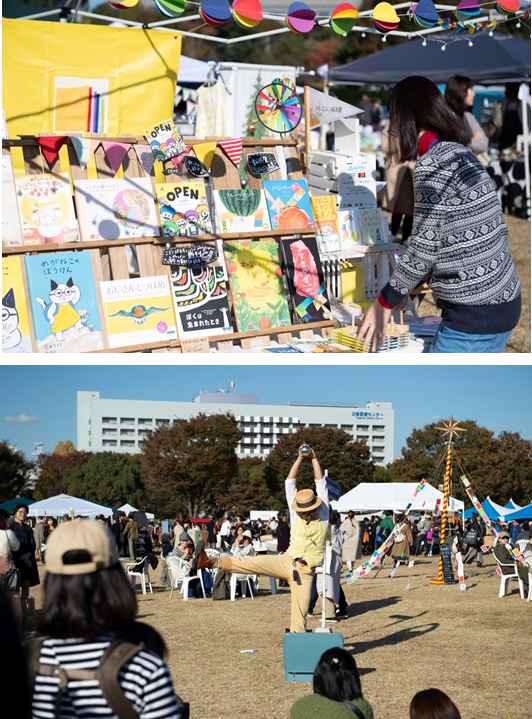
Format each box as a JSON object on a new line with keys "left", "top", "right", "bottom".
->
{"left": 1, "top": 366, "right": 531, "bottom": 461}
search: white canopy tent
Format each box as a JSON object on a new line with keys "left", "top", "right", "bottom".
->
{"left": 331, "top": 482, "right": 464, "bottom": 514}
{"left": 117, "top": 503, "right": 155, "bottom": 521}
{"left": 28, "top": 493, "right": 113, "bottom": 518}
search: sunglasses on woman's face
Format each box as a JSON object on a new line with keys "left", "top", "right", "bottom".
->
{"left": 298, "top": 511, "right": 316, "bottom": 518}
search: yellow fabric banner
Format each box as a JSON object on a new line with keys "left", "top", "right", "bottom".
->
{"left": 2, "top": 20, "right": 182, "bottom": 138}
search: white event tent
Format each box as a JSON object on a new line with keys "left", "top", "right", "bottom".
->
{"left": 331, "top": 482, "right": 464, "bottom": 514}
{"left": 28, "top": 493, "right": 113, "bottom": 518}
{"left": 117, "top": 503, "right": 155, "bottom": 520}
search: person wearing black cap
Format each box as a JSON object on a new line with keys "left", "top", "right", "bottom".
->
{"left": 191, "top": 446, "right": 329, "bottom": 633}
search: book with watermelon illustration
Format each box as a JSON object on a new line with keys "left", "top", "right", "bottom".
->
{"left": 262, "top": 179, "right": 315, "bottom": 231}
{"left": 224, "top": 239, "right": 291, "bottom": 332}
{"left": 310, "top": 195, "right": 340, "bottom": 253}
{"left": 213, "top": 189, "right": 271, "bottom": 234}
{"left": 280, "top": 237, "right": 331, "bottom": 323}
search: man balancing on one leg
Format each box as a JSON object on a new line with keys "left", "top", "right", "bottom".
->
{"left": 193, "top": 445, "right": 329, "bottom": 633}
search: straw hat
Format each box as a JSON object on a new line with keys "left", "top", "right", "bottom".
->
{"left": 291, "top": 488, "right": 322, "bottom": 513}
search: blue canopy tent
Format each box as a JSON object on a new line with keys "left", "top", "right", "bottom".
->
{"left": 463, "top": 496, "right": 512, "bottom": 521}
{"left": 503, "top": 503, "right": 532, "bottom": 521}
{"left": 504, "top": 499, "right": 522, "bottom": 510}
{"left": 328, "top": 32, "right": 531, "bottom": 87}
{"left": 0, "top": 497, "right": 36, "bottom": 514}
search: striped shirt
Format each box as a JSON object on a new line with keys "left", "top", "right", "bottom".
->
{"left": 32, "top": 637, "right": 181, "bottom": 719}
{"left": 286, "top": 477, "right": 329, "bottom": 568}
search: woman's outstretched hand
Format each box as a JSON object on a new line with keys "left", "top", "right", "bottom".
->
{"left": 357, "top": 301, "right": 392, "bottom": 352}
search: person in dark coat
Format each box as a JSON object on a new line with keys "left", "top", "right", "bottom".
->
{"left": 493, "top": 531, "right": 529, "bottom": 586}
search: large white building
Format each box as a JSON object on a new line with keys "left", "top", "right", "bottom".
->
{"left": 77, "top": 391, "right": 394, "bottom": 466}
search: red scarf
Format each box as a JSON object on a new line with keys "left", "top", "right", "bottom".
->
{"left": 418, "top": 131, "right": 440, "bottom": 157}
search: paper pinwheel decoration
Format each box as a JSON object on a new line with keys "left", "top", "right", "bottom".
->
{"left": 372, "top": 2, "right": 400, "bottom": 33}
{"left": 232, "top": 0, "right": 263, "bottom": 27}
{"left": 200, "top": 0, "right": 232, "bottom": 25}
{"left": 330, "top": 3, "right": 359, "bottom": 34}
{"left": 286, "top": 2, "right": 316, "bottom": 33}
{"left": 153, "top": 0, "right": 186, "bottom": 16}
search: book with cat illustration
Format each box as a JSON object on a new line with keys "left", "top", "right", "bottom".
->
{"left": 223, "top": 239, "right": 291, "bottom": 332}
{"left": 155, "top": 181, "right": 212, "bottom": 239}
{"left": 262, "top": 179, "right": 315, "bottom": 231}
{"left": 74, "top": 177, "right": 160, "bottom": 242}
{"left": 2, "top": 256, "right": 32, "bottom": 353}
{"left": 100, "top": 275, "right": 177, "bottom": 349}
{"left": 169, "top": 265, "right": 234, "bottom": 340}
{"left": 213, "top": 189, "right": 271, "bottom": 234}
{"left": 24, "top": 251, "right": 104, "bottom": 353}
{"left": 15, "top": 173, "right": 79, "bottom": 246}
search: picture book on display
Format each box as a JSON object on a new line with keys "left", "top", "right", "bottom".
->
{"left": 358, "top": 209, "right": 386, "bottom": 245}
{"left": 155, "top": 181, "right": 212, "bottom": 238}
{"left": 310, "top": 195, "right": 340, "bottom": 253}
{"left": 143, "top": 118, "right": 188, "bottom": 162}
{"left": 280, "top": 237, "right": 331, "bottom": 323}
{"left": 25, "top": 251, "right": 104, "bottom": 353}
{"left": 224, "top": 239, "right": 291, "bottom": 332}
{"left": 100, "top": 275, "right": 177, "bottom": 349}
{"left": 214, "top": 189, "right": 271, "bottom": 233}
{"left": 2, "top": 256, "right": 32, "bottom": 353}
{"left": 2, "top": 155, "right": 23, "bottom": 247}
{"left": 15, "top": 173, "right": 79, "bottom": 246}
{"left": 338, "top": 207, "right": 362, "bottom": 250}
{"left": 263, "top": 179, "right": 315, "bottom": 231}
{"left": 74, "top": 178, "right": 160, "bottom": 242}
{"left": 169, "top": 266, "right": 233, "bottom": 340}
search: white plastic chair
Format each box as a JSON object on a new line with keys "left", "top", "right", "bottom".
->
{"left": 494, "top": 555, "right": 525, "bottom": 598}
{"left": 230, "top": 573, "right": 258, "bottom": 601}
{"left": 205, "top": 548, "right": 220, "bottom": 581}
{"left": 516, "top": 539, "right": 529, "bottom": 555}
{"left": 166, "top": 555, "right": 206, "bottom": 601}
{"left": 125, "top": 556, "right": 153, "bottom": 595}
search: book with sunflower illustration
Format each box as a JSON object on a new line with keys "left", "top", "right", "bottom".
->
{"left": 213, "top": 189, "right": 271, "bottom": 234}
{"left": 224, "top": 239, "right": 291, "bottom": 332}
{"left": 262, "top": 179, "right": 315, "bottom": 231}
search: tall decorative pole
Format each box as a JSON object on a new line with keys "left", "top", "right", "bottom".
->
{"left": 429, "top": 416, "right": 466, "bottom": 585}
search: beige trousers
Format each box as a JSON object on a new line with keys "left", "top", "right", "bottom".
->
{"left": 219, "top": 552, "right": 314, "bottom": 633}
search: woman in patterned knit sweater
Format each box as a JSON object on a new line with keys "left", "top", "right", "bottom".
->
{"left": 359, "top": 76, "right": 521, "bottom": 353}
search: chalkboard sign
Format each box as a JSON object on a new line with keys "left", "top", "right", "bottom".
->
{"left": 247, "top": 152, "right": 280, "bottom": 176}
{"left": 439, "top": 544, "right": 457, "bottom": 585}
{"left": 185, "top": 156, "right": 209, "bottom": 177}
{"left": 162, "top": 244, "right": 218, "bottom": 267}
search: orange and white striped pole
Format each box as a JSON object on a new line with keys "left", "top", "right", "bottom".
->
{"left": 430, "top": 442, "right": 452, "bottom": 585}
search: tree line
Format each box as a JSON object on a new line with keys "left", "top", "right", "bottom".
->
{"left": 1, "top": 415, "right": 530, "bottom": 515}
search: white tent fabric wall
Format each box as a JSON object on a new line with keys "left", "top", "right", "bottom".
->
{"left": 331, "top": 482, "right": 464, "bottom": 514}
{"left": 117, "top": 502, "right": 155, "bottom": 520}
{"left": 28, "top": 493, "right": 113, "bottom": 518}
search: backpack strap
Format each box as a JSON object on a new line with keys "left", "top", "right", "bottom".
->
{"left": 95, "top": 640, "right": 145, "bottom": 719}
{"left": 342, "top": 700, "right": 366, "bottom": 718}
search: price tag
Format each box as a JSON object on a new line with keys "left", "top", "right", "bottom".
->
{"left": 181, "top": 337, "right": 211, "bottom": 353}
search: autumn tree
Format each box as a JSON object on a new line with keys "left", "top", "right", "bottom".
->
{"left": 33, "top": 440, "right": 93, "bottom": 500}
{"left": 63, "top": 452, "right": 143, "bottom": 508}
{"left": 220, "top": 457, "right": 273, "bottom": 516}
{"left": 0, "top": 440, "right": 35, "bottom": 503}
{"left": 264, "top": 426, "right": 374, "bottom": 506}
{"left": 140, "top": 413, "right": 240, "bottom": 517}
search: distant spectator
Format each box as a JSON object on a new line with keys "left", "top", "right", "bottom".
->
{"left": 0, "top": 508, "right": 22, "bottom": 628}
{"left": 10, "top": 503, "right": 39, "bottom": 628}
{"left": 290, "top": 647, "right": 374, "bottom": 718}
{"left": 340, "top": 511, "right": 361, "bottom": 571}
{"left": 410, "top": 688, "right": 462, "bottom": 719}
{"left": 492, "top": 83, "right": 530, "bottom": 151}
{"left": 445, "top": 76, "right": 489, "bottom": 160}
{"left": 123, "top": 514, "right": 139, "bottom": 560}
{"left": 34, "top": 517, "right": 46, "bottom": 563}
{"left": 516, "top": 521, "right": 531, "bottom": 542}
{"left": 358, "top": 93, "right": 374, "bottom": 127}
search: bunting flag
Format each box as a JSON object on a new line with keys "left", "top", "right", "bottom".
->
{"left": 170, "top": 144, "right": 192, "bottom": 172}
{"left": 218, "top": 138, "right": 243, "bottom": 168}
{"left": 193, "top": 141, "right": 217, "bottom": 170}
{"left": 101, "top": 141, "right": 130, "bottom": 175}
{"left": 307, "top": 87, "right": 361, "bottom": 128}
{"left": 36, "top": 136, "right": 69, "bottom": 165}
{"left": 70, "top": 136, "right": 93, "bottom": 171}
{"left": 134, "top": 144, "right": 156, "bottom": 177}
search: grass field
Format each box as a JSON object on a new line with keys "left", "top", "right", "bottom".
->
{"left": 30, "top": 552, "right": 532, "bottom": 719}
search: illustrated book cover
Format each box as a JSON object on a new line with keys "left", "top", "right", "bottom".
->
{"left": 24, "top": 251, "right": 104, "bottom": 353}
{"left": 213, "top": 189, "right": 271, "bottom": 234}
{"left": 337, "top": 207, "right": 363, "bottom": 250}
{"left": 358, "top": 208, "right": 386, "bottom": 245}
{"left": 74, "top": 177, "right": 160, "bottom": 241}
{"left": 2, "top": 256, "right": 32, "bottom": 353}
{"left": 310, "top": 195, "right": 340, "bottom": 253}
{"left": 224, "top": 239, "right": 291, "bottom": 332}
{"left": 280, "top": 237, "right": 331, "bottom": 323}
{"left": 155, "top": 180, "right": 212, "bottom": 238}
{"left": 100, "top": 275, "right": 177, "bottom": 349}
{"left": 143, "top": 118, "right": 188, "bottom": 162}
{"left": 262, "top": 179, "right": 315, "bottom": 231}
{"left": 15, "top": 173, "right": 79, "bottom": 246}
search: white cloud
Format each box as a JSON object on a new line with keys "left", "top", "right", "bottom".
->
{"left": 4, "top": 414, "right": 42, "bottom": 424}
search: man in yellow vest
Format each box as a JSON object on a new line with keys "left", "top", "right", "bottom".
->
{"left": 193, "top": 446, "right": 329, "bottom": 632}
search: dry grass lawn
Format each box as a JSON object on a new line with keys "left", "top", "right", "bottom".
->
{"left": 30, "top": 553, "right": 532, "bottom": 719}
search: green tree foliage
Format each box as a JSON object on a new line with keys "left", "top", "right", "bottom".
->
{"left": 264, "top": 426, "right": 374, "bottom": 506}
{"left": 0, "top": 441, "right": 35, "bottom": 503}
{"left": 140, "top": 413, "right": 240, "bottom": 517}
{"left": 34, "top": 441, "right": 93, "bottom": 500}
{"left": 382, "top": 421, "right": 532, "bottom": 505}
{"left": 62, "top": 452, "right": 143, "bottom": 508}
{"left": 221, "top": 457, "right": 273, "bottom": 515}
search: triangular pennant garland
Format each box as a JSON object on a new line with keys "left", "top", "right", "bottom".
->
{"left": 193, "top": 142, "right": 217, "bottom": 171}
{"left": 134, "top": 144, "right": 156, "bottom": 177}
{"left": 307, "top": 87, "right": 362, "bottom": 128}
{"left": 101, "top": 141, "right": 130, "bottom": 176}
{"left": 71, "top": 136, "right": 93, "bottom": 171}
{"left": 36, "top": 136, "right": 68, "bottom": 165}
{"left": 218, "top": 139, "right": 243, "bottom": 168}
{"left": 171, "top": 144, "right": 192, "bottom": 172}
